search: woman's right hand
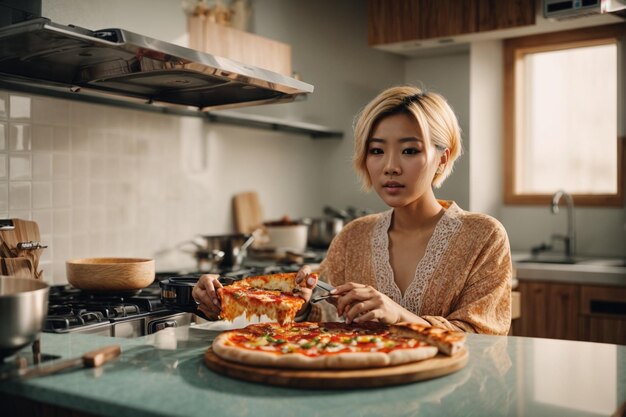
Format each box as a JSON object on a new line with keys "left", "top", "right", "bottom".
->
{"left": 192, "top": 274, "right": 222, "bottom": 319}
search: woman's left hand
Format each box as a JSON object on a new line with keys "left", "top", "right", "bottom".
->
{"left": 333, "top": 282, "right": 405, "bottom": 324}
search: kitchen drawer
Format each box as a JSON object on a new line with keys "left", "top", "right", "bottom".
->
{"left": 580, "top": 285, "right": 626, "bottom": 319}
{"left": 579, "top": 285, "right": 626, "bottom": 345}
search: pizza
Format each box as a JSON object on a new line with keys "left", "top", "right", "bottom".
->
{"left": 217, "top": 272, "right": 308, "bottom": 324}
{"left": 393, "top": 322, "right": 466, "bottom": 356}
{"left": 212, "top": 321, "right": 465, "bottom": 369}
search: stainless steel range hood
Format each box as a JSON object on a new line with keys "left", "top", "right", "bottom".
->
{"left": 0, "top": 17, "right": 313, "bottom": 110}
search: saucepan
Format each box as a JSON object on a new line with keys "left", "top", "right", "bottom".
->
{"left": 181, "top": 234, "right": 255, "bottom": 271}
{"left": 302, "top": 217, "right": 344, "bottom": 249}
{"left": 0, "top": 276, "right": 49, "bottom": 360}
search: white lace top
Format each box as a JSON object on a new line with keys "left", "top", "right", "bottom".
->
{"left": 371, "top": 205, "right": 462, "bottom": 314}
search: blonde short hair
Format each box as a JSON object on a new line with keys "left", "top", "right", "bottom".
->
{"left": 352, "top": 86, "right": 463, "bottom": 190}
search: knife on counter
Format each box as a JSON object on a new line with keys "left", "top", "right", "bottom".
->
{"left": 0, "top": 345, "right": 121, "bottom": 381}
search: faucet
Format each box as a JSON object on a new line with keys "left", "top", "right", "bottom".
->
{"left": 550, "top": 190, "right": 575, "bottom": 259}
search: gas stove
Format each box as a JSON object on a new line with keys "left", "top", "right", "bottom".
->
{"left": 43, "top": 263, "right": 312, "bottom": 338}
{"left": 43, "top": 279, "right": 192, "bottom": 338}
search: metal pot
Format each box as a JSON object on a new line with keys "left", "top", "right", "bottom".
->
{"left": 304, "top": 217, "right": 344, "bottom": 249}
{"left": 0, "top": 276, "right": 49, "bottom": 359}
{"left": 188, "top": 234, "right": 254, "bottom": 270}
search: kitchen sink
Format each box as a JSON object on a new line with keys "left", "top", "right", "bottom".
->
{"left": 576, "top": 258, "right": 626, "bottom": 268}
{"left": 516, "top": 257, "right": 578, "bottom": 265}
{"left": 515, "top": 256, "right": 626, "bottom": 267}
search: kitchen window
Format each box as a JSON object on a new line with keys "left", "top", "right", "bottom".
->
{"left": 503, "top": 24, "right": 625, "bottom": 206}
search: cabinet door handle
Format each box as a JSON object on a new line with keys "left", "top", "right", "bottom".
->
{"left": 590, "top": 300, "right": 626, "bottom": 316}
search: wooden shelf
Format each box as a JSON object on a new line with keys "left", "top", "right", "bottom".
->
{"left": 206, "top": 110, "right": 343, "bottom": 139}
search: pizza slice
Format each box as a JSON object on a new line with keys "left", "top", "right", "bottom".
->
{"left": 392, "top": 322, "right": 465, "bottom": 356}
{"left": 217, "top": 272, "right": 311, "bottom": 324}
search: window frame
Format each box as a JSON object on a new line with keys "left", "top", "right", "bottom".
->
{"left": 503, "top": 23, "right": 626, "bottom": 207}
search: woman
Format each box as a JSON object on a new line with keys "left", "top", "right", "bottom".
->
{"left": 194, "top": 86, "right": 512, "bottom": 334}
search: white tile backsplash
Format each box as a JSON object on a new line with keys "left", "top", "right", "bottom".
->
{"left": 40, "top": 263, "right": 54, "bottom": 285}
{"left": 89, "top": 130, "right": 107, "bottom": 153}
{"left": 0, "top": 93, "right": 7, "bottom": 119}
{"left": 90, "top": 156, "right": 107, "bottom": 180}
{"left": 0, "top": 123, "right": 5, "bottom": 150}
{"left": 9, "top": 95, "right": 31, "bottom": 120}
{"left": 32, "top": 181, "right": 52, "bottom": 209}
{"left": 32, "top": 210, "right": 53, "bottom": 235}
{"left": 0, "top": 182, "right": 7, "bottom": 212}
{"left": 2, "top": 91, "right": 327, "bottom": 282}
{"left": 9, "top": 154, "right": 31, "bottom": 180}
{"left": 32, "top": 97, "right": 70, "bottom": 126}
{"left": 52, "top": 261, "right": 68, "bottom": 285}
{"left": 71, "top": 233, "right": 90, "bottom": 259}
{"left": 71, "top": 180, "right": 89, "bottom": 207}
{"left": 9, "top": 123, "right": 31, "bottom": 151}
{"left": 71, "top": 154, "right": 89, "bottom": 180}
{"left": 0, "top": 154, "right": 6, "bottom": 179}
{"left": 71, "top": 207, "right": 90, "bottom": 233}
{"left": 89, "top": 182, "right": 106, "bottom": 207}
{"left": 52, "top": 181, "right": 72, "bottom": 207}
{"left": 105, "top": 156, "right": 120, "bottom": 181}
{"left": 70, "top": 101, "right": 103, "bottom": 127}
{"left": 8, "top": 181, "right": 31, "bottom": 210}
{"left": 53, "top": 126, "right": 71, "bottom": 152}
{"left": 89, "top": 207, "right": 107, "bottom": 234}
{"left": 31, "top": 125, "right": 54, "bottom": 151}
{"left": 106, "top": 132, "right": 123, "bottom": 154}
{"left": 71, "top": 126, "right": 90, "bottom": 152}
{"left": 32, "top": 153, "right": 53, "bottom": 180}
{"left": 52, "top": 153, "right": 71, "bottom": 179}
{"left": 53, "top": 209, "right": 72, "bottom": 235}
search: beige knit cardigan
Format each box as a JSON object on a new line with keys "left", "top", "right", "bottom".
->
{"left": 309, "top": 201, "right": 512, "bottom": 335}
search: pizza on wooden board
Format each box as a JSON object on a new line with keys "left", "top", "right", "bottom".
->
{"left": 217, "top": 272, "right": 310, "bottom": 324}
{"left": 211, "top": 321, "right": 466, "bottom": 370}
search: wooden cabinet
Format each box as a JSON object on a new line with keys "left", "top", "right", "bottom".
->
{"left": 512, "top": 281, "right": 579, "bottom": 340}
{"left": 367, "top": 0, "right": 536, "bottom": 46}
{"left": 476, "top": 0, "right": 536, "bottom": 33}
{"left": 579, "top": 285, "right": 626, "bottom": 345}
{"left": 512, "top": 281, "right": 626, "bottom": 344}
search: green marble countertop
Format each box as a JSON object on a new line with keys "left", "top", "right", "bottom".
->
{"left": 1, "top": 324, "right": 625, "bottom": 417}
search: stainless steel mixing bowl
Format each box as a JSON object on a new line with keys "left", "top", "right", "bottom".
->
{"left": 0, "top": 276, "right": 49, "bottom": 359}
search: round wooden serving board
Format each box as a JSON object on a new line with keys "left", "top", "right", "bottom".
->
{"left": 204, "top": 347, "right": 469, "bottom": 389}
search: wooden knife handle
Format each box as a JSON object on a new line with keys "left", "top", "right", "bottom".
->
{"left": 82, "top": 345, "right": 122, "bottom": 368}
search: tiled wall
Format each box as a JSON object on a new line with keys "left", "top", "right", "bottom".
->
{"left": 0, "top": 91, "right": 214, "bottom": 284}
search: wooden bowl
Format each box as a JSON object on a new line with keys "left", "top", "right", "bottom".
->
{"left": 66, "top": 258, "right": 155, "bottom": 291}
